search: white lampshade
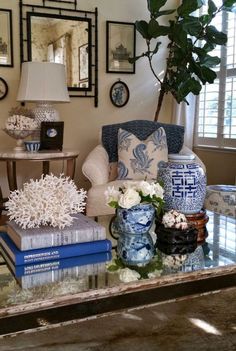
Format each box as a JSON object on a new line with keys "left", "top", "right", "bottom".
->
{"left": 17, "top": 62, "right": 70, "bottom": 102}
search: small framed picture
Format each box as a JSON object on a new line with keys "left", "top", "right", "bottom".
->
{"left": 40, "top": 122, "right": 64, "bottom": 151}
{"left": 106, "top": 21, "right": 136, "bottom": 74}
{"left": 0, "top": 77, "right": 8, "bottom": 100}
{"left": 0, "top": 9, "right": 13, "bottom": 67}
{"left": 110, "top": 80, "right": 130, "bottom": 107}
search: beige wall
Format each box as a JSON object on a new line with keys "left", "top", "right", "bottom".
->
{"left": 1, "top": 0, "right": 234, "bottom": 199}
{"left": 0, "top": 0, "right": 174, "bottom": 197}
{"left": 194, "top": 148, "right": 236, "bottom": 185}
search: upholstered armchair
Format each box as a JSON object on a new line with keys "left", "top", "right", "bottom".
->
{"left": 82, "top": 120, "right": 205, "bottom": 217}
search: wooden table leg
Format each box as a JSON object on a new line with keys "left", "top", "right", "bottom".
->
{"left": 6, "top": 161, "right": 17, "bottom": 191}
{"left": 66, "top": 158, "right": 76, "bottom": 179}
{"left": 43, "top": 161, "right": 50, "bottom": 176}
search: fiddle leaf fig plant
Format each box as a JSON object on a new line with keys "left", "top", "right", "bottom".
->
{"left": 130, "top": 0, "right": 236, "bottom": 121}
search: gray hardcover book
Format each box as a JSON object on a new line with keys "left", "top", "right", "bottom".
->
{"left": 7, "top": 213, "right": 106, "bottom": 251}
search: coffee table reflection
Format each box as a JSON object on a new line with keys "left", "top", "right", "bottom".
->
{"left": 0, "top": 210, "right": 235, "bottom": 337}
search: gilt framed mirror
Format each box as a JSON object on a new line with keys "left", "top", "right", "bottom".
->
{"left": 19, "top": 0, "right": 98, "bottom": 105}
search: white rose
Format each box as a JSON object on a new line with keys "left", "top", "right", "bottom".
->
{"left": 153, "top": 183, "right": 164, "bottom": 199}
{"left": 118, "top": 188, "right": 141, "bottom": 209}
{"left": 104, "top": 186, "right": 120, "bottom": 204}
{"left": 138, "top": 181, "right": 155, "bottom": 197}
{"left": 119, "top": 268, "right": 140, "bottom": 282}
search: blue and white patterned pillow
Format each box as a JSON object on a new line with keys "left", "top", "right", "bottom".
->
{"left": 117, "top": 127, "right": 168, "bottom": 180}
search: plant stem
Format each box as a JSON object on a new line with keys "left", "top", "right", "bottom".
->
{"left": 147, "top": 41, "right": 162, "bottom": 85}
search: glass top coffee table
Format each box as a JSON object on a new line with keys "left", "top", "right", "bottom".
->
{"left": 0, "top": 211, "right": 235, "bottom": 337}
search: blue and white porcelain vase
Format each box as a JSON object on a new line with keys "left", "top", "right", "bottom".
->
{"left": 110, "top": 203, "right": 155, "bottom": 266}
{"left": 158, "top": 162, "right": 206, "bottom": 214}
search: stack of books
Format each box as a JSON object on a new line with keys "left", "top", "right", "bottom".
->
{"left": 0, "top": 213, "right": 112, "bottom": 288}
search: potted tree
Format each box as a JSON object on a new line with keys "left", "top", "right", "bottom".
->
{"left": 131, "top": 0, "right": 235, "bottom": 120}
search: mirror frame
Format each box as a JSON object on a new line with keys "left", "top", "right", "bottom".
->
{"left": 19, "top": 0, "right": 98, "bottom": 106}
{"left": 27, "top": 12, "right": 92, "bottom": 92}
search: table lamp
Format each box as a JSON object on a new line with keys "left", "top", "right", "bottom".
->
{"left": 17, "top": 62, "right": 70, "bottom": 126}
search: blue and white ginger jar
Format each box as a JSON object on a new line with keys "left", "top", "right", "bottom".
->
{"left": 158, "top": 162, "right": 206, "bottom": 214}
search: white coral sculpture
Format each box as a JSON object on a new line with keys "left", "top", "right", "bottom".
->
{"left": 5, "top": 174, "right": 87, "bottom": 229}
{"left": 5, "top": 115, "right": 38, "bottom": 130}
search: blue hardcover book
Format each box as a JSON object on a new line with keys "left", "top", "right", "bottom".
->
{"left": 0, "top": 247, "right": 112, "bottom": 277}
{"left": 0, "top": 232, "right": 112, "bottom": 265}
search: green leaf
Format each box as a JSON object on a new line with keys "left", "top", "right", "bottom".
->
{"left": 107, "top": 265, "right": 120, "bottom": 272}
{"left": 208, "top": 0, "right": 217, "bottom": 16}
{"left": 201, "top": 54, "right": 221, "bottom": 67}
{"left": 199, "top": 14, "right": 210, "bottom": 25}
{"left": 152, "top": 41, "right": 162, "bottom": 54}
{"left": 193, "top": 46, "right": 207, "bottom": 59}
{"left": 189, "top": 60, "right": 217, "bottom": 84}
{"left": 155, "top": 9, "right": 176, "bottom": 17}
{"left": 108, "top": 201, "right": 118, "bottom": 209}
{"left": 223, "top": 0, "right": 236, "bottom": 7}
{"left": 222, "top": 6, "right": 236, "bottom": 11}
{"left": 201, "top": 66, "right": 217, "bottom": 83}
{"left": 177, "top": 0, "right": 204, "bottom": 17}
{"left": 189, "top": 78, "right": 202, "bottom": 95}
{"left": 206, "top": 26, "right": 227, "bottom": 45}
{"left": 178, "top": 78, "right": 201, "bottom": 99}
{"left": 135, "top": 20, "right": 150, "bottom": 39}
{"left": 147, "top": 0, "right": 167, "bottom": 14}
{"left": 181, "top": 16, "right": 202, "bottom": 36}
{"left": 148, "top": 19, "right": 169, "bottom": 38}
{"left": 189, "top": 61, "right": 207, "bottom": 83}
{"left": 222, "top": 2, "right": 236, "bottom": 11}
{"left": 172, "top": 24, "right": 188, "bottom": 46}
{"left": 202, "top": 42, "right": 216, "bottom": 52}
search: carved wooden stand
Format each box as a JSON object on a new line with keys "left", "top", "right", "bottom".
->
{"left": 185, "top": 209, "right": 209, "bottom": 242}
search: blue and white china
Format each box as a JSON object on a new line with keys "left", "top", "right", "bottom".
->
{"left": 110, "top": 203, "right": 156, "bottom": 266}
{"left": 204, "top": 184, "right": 236, "bottom": 218}
{"left": 158, "top": 162, "right": 206, "bottom": 214}
{"left": 115, "top": 203, "right": 155, "bottom": 234}
{"left": 117, "top": 231, "right": 155, "bottom": 266}
{"left": 24, "top": 140, "right": 41, "bottom": 152}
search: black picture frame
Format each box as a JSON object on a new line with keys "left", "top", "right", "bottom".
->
{"left": 40, "top": 122, "right": 64, "bottom": 151}
{"left": 106, "top": 21, "right": 136, "bottom": 74}
{"left": 110, "top": 80, "right": 130, "bottom": 107}
{"left": 0, "top": 9, "right": 13, "bottom": 67}
{"left": 26, "top": 11, "right": 92, "bottom": 93}
{"left": 20, "top": 1, "right": 98, "bottom": 105}
{"left": 0, "top": 77, "right": 8, "bottom": 100}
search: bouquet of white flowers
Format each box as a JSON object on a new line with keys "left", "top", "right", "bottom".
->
{"left": 105, "top": 180, "right": 164, "bottom": 214}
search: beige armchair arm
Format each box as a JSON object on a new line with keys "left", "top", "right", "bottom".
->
{"left": 82, "top": 145, "right": 110, "bottom": 186}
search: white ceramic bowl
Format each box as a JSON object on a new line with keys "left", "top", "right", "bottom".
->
{"left": 24, "top": 141, "right": 41, "bottom": 152}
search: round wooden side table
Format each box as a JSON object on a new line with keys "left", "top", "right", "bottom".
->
{"left": 0, "top": 149, "right": 79, "bottom": 192}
